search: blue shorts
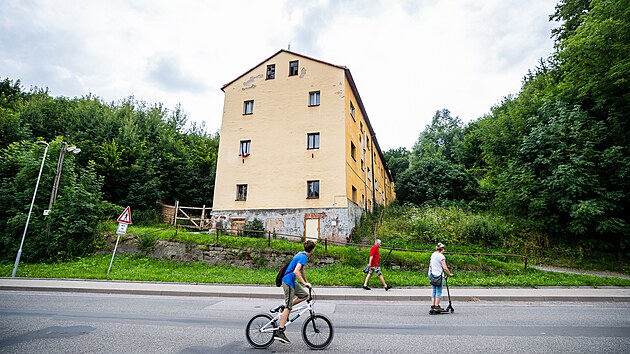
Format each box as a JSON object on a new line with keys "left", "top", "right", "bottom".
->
{"left": 429, "top": 275, "right": 443, "bottom": 298}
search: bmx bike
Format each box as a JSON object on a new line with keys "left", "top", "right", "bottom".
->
{"left": 245, "top": 288, "right": 334, "bottom": 350}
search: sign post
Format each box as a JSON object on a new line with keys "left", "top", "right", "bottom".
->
{"left": 108, "top": 206, "right": 132, "bottom": 275}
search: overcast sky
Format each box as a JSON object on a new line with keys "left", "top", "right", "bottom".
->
{"left": 1, "top": 0, "right": 558, "bottom": 151}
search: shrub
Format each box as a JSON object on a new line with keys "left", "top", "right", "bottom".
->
{"left": 244, "top": 218, "right": 264, "bottom": 238}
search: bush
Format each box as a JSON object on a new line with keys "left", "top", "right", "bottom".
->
{"left": 243, "top": 218, "right": 264, "bottom": 238}
{"left": 137, "top": 234, "right": 158, "bottom": 254}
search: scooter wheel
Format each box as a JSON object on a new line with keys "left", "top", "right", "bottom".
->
{"left": 450, "top": 308, "right": 454, "bottom": 313}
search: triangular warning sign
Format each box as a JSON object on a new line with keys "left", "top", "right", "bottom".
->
{"left": 117, "top": 206, "right": 132, "bottom": 224}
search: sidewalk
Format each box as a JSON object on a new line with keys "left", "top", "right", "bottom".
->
{"left": 1, "top": 278, "right": 629, "bottom": 302}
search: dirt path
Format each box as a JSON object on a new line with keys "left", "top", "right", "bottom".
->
{"left": 531, "top": 265, "right": 630, "bottom": 280}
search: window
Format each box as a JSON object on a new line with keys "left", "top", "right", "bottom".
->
{"left": 367, "top": 168, "right": 371, "bottom": 181}
{"left": 352, "top": 186, "right": 357, "bottom": 203}
{"left": 266, "top": 64, "right": 275, "bottom": 79}
{"left": 307, "top": 180, "right": 320, "bottom": 199}
{"left": 350, "top": 101, "right": 355, "bottom": 119}
{"left": 307, "top": 133, "right": 320, "bottom": 149}
{"left": 361, "top": 159, "right": 365, "bottom": 171}
{"left": 236, "top": 184, "right": 248, "bottom": 201}
{"left": 350, "top": 142, "right": 356, "bottom": 160}
{"left": 289, "top": 60, "right": 299, "bottom": 76}
{"left": 243, "top": 100, "right": 254, "bottom": 115}
{"left": 239, "top": 140, "right": 251, "bottom": 156}
{"left": 309, "top": 91, "right": 320, "bottom": 106}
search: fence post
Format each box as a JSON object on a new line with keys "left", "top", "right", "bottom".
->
{"left": 477, "top": 254, "right": 482, "bottom": 271}
{"left": 524, "top": 256, "right": 528, "bottom": 270}
{"left": 200, "top": 205, "right": 206, "bottom": 230}
{"left": 324, "top": 238, "right": 328, "bottom": 252}
{"left": 173, "top": 200, "right": 179, "bottom": 226}
{"left": 267, "top": 231, "right": 271, "bottom": 248}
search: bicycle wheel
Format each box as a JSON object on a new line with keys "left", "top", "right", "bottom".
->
{"left": 301, "top": 314, "right": 334, "bottom": 350}
{"left": 245, "top": 313, "right": 275, "bottom": 349}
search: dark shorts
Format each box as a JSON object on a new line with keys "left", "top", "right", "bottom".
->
{"left": 368, "top": 266, "right": 383, "bottom": 276}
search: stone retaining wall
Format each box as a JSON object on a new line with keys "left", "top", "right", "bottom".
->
{"left": 104, "top": 236, "right": 337, "bottom": 269}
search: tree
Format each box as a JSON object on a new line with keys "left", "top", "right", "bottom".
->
{"left": 494, "top": 101, "right": 628, "bottom": 248}
{"left": 411, "top": 109, "right": 464, "bottom": 163}
{"left": 396, "top": 109, "right": 478, "bottom": 206}
{"left": 383, "top": 147, "right": 410, "bottom": 182}
{"left": 396, "top": 157, "right": 477, "bottom": 206}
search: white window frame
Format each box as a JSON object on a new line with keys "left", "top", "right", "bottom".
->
{"left": 307, "top": 133, "right": 320, "bottom": 150}
{"left": 239, "top": 140, "right": 251, "bottom": 156}
{"left": 243, "top": 100, "right": 254, "bottom": 115}
{"left": 309, "top": 91, "right": 320, "bottom": 106}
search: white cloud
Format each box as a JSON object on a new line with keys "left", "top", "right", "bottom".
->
{"left": 0, "top": 0, "right": 557, "bottom": 150}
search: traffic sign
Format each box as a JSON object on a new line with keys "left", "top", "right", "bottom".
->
{"left": 117, "top": 206, "right": 132, "bottom": 224}
{"left": 116, "top": 222, "right": 128, "bottom": 235}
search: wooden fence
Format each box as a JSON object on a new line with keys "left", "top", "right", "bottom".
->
{"left": 159, "top": 201, "right": 212, "bottom": 230}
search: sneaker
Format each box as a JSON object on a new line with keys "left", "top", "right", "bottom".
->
{"left": 273, "top": 329, "right": 290, "bottom": 344}
{"left": 385, "top": 285, "right": 392, "bottom": 291}
{"left": 270, "top": 304, "right": 285, "bottom": 313}
{"left": 362, "top": 285, "right": 371, "bottom": 290}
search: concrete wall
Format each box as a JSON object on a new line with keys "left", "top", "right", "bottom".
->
{"left": 211, "top": 201, "right": 363, "bottom": 243}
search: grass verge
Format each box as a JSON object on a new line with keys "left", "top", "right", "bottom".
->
{"left": 2, "top": 254, "right": 629, "bottom": 287}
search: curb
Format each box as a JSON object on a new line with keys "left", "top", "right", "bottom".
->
{"left": 2, "top": 278, "right": 630, "bottom": 302}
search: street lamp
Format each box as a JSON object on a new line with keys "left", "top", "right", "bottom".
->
{"left": 12, "top": 141, "right": 49, "bottom": 277}
{"left": 44, "top": 142, "right": 81, "bottom": 214}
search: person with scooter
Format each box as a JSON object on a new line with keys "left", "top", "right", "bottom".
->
{"left": 428, "top": 243, "right": 453, "bottom": 313}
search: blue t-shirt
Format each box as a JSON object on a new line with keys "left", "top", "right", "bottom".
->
{"left": 282, "top": 252, "right": 308, "bottom": 288}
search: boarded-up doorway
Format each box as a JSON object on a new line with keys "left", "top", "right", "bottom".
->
{"left": 305, "top": 218, "right": 320, "bottom": 241}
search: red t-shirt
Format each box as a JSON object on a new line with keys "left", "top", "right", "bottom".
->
{"left": 370, "top": 245, "right": 380, "bottom": 266}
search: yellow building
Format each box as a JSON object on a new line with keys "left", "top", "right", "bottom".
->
{"left": 212, "top": 50, "right": 395, "bottom": 241}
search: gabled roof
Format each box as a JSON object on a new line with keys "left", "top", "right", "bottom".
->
{"left": 220, "top": 49, "right": 346, "bottom": 91}
{"left": 221, "top": 49, "right": 394, "bottom": 183}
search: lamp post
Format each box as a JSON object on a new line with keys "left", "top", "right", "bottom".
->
{"left": 45, "top": 142, "right": 81, "bottom": 214}
{"left": 12, "top": 141, "right": 49, "bottom": 277}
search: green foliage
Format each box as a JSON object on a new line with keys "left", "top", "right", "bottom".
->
{"left": 137, "top": 234, "right": 158, "bottom": 254}
{"left": 0, "top": 140, "right": 112, "bottom": 262}
{"left": 383, "top": 147, "right": 409, "bottom": 182}
{"left": 243, "top": 218, "right": 265, "bottom": 238}
{"left": 0, "top": 79, "right": 221, "bottom": 262}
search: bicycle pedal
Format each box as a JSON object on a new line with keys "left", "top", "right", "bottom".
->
{"left": 270, "top": 304, "right": 285, "bottom": 313}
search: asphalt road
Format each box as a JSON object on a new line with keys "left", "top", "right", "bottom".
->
{"left": 1, "top": 291, "right": 629, "bottom": 353}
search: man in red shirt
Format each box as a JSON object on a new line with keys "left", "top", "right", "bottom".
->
{"left": 362, "top": 239, "right": 392, "bottom": 290}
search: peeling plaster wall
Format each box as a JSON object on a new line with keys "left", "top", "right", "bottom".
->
{"left": 211, "top": 202, "right": 363, "bottom": 243}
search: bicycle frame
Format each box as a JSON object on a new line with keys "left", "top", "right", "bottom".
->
{"left": 258, "top": 293, "right": 317, "bottom": 333}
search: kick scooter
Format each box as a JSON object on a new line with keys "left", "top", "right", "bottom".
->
{"left": 429, "top": 275, "right": 454, "bottom": 315}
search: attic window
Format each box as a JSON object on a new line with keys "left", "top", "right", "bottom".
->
{"left": 266, "top": 64, "right": 275, "bottom": 80}
{"left": 289, "top": 60, "right": 299, "bottom": 76}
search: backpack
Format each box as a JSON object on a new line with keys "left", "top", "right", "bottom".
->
{"left": 275, "top": 262, "right": 290, "bottom": 287}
